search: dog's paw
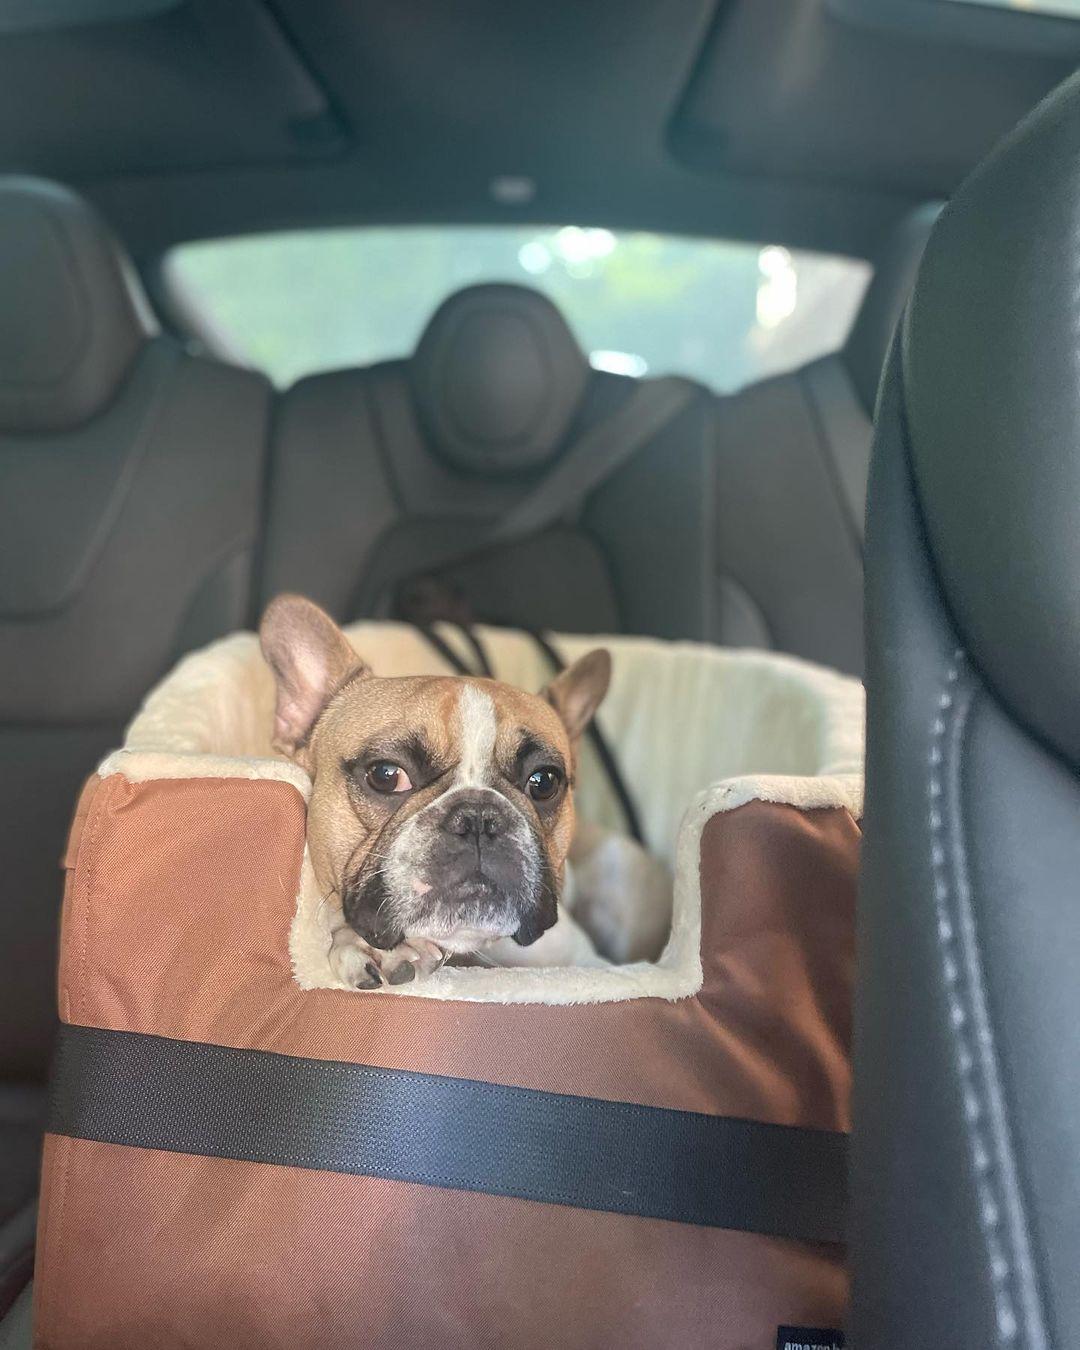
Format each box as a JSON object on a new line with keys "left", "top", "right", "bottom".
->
{"left": 329, "top": 929, "right": 444, "bottom": 990}
{"left": 381, "top": 937, "right": 444, "bottom": 985}
{"left": 329, "top": 929, "right": 384, "bottom": 989}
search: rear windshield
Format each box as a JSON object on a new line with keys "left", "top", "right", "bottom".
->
{"left": 946, "top": 0, "right": 1080, "bottom": 15}
{"left": 166, "top": 226, "right": 870, "bottom": 393}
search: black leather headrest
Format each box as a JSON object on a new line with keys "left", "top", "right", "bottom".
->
{"left": 844, "top": 202, "right": 941, "bottom": 414}
{"left": 0, "top": 176, "right": 154, "bottom": 433}
{"left": 901, "top": 71, "right": 1080, "bottom": 768}
{"left": 409, "top": 283, "right": 588, "bottom": 475}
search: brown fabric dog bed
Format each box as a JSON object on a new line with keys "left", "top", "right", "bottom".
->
{"left": 34, "top": 626, "right": 862, "bottom": 1350}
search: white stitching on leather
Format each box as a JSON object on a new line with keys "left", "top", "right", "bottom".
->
{"left": 929, "top": 652, "right": 1022, "bottom": 1345}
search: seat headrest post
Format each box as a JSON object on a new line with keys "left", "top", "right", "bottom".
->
{"left": 0, "top": 176, "right": 156, "bottom": 433}
{"left": 409, "top": 283, "right": 589, "bottom": 475}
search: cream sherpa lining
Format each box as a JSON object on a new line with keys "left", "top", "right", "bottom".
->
{"left": 104, "top": 624, "right": 865, "bottom": 1006}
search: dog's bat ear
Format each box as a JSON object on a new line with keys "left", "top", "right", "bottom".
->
{"left": 259, "top": 594, "right": 370, "bottom": 759}
{"left": 543, "top": 648, "right": 611, "bottom": 744}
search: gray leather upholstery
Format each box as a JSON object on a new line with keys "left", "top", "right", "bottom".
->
{"left": 712, "top": 360, "right": 869, "bottom": 674}
{"left": 0, "top": 179, "right": 270, "bottom": 1230}
{"left": 261, "top": 235, "right": 934, "bottom": 672}
{"left": 843, "top": 201, "right": 943, "bottom": 419}
{"left": 906, "top": 161, "right": 1080, "bottom": 769}
{"left": 0, "top": 1282, "right": 30, "bottom": 1350}
{"left": 260, "top": 286, "right": 718, "bottom": 641}
{"left": 0, "top": 1092, "right": 43, "bottom": 1223}
{"left": 410, "top": 283, "right": 589, "bottom": 475}
{"left": 0, "top": 177, "right": 153, "bottom": 434}
{"left": 710, "top": 203, "right": 938, "bottom": 676}
{"left": 853, "top": 75, "right": 1080, "bottom": 1349}
{"left": 0, "top": 1202, "right": 35, "bottom": 1326}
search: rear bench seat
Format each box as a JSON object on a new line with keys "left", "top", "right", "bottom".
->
{"left": 0, "top": 179, "right": 933, "bottom": 1305}
{"left": 0, "top": 178, "right": 270, "bottom": 1241}
{"left": 259, "top": 206, "right": 937, "bottom": 677}
{"left": 259, "top": 282, "right": 718, "bottom": 639}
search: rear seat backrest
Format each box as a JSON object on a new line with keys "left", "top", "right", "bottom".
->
{"left": 262, "top": 208, "right": 936, "bottom": 675}
{"left": 0, "top": 178, "right": 271, "bottom": 1083}
{"left": 710, "top": 202, "right": 940, "bottom": 677}
{"left": 260, "top": 283, "right": 718, "bottom": 638}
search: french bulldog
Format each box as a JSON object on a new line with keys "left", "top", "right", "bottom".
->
{"left": 260, "top": 594, "right": 619, "bottom": 988}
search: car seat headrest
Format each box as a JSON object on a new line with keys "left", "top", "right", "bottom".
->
{"left": 409, "top": 283, "right": 589, "bottom": 475}
{"left": 0, "top": 176, "right": 155, "bottom": 434}
{"left": 844, "top": 201, "right": 942, "bottom": 415}
{"left": 899, "top": 73, "right": 1080, "bottom": 770}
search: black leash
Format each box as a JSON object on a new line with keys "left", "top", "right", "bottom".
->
{"left": 409, "top": 621, "right": 645, "bottom": 847}
{"left": 523, "top": 629, "right": 645, "bottom": 847}
{"left": 411, "top": 622, "right": 494, "bottom": 679}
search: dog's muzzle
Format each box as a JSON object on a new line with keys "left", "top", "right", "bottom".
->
{"left": 344, "top": 788, "right": 558, "bottom": 951}
{"left": 435, "top": 791, "right": 523, "bottom": 892}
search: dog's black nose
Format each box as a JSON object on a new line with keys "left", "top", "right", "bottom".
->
{"left": 443, "top": 798, "right": 503, "bottom": 840}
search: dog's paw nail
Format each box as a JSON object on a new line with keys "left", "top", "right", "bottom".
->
{"left": 387, "top": 961, "right": 416, "bottom": 985}
{"left": 353, "top": 961, "right": 383, "bottom": 990}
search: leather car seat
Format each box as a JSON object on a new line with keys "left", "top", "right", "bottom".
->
{"left": 259, "top": 282, "right": 718, "bottom": 641}
{"left": 262, "top": 209, "right": 936, "bottom": 680}
{"left": 0, "top": 177, "right": 270, "bottom": 1234}
{"left": 853, "top": 72, "right": 1080, "bottom": 1348}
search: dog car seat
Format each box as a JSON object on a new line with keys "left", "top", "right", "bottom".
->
{"left": 33, "top": 626, "right": 863, "bottom": 1349}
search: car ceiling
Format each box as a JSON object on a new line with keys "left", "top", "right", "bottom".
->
{"left": 0, "top": 0, "right": 1074, "bottom": 262}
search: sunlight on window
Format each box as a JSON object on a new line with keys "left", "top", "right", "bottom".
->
{"left": 553, "top": 227, "right": 617, "bottom": 263}
{"left": 945, "top": 0, "right": 1080, "bottom": 15}
{"left": 518, "top": 241, "right": 551, "bottom": 275}
{"left": 756, "top": 246, "right": 798, "bottom": 330}
{"left": 168, "top": 226, "right": 870, "bottom": 393}
{"left": 590, "top": 350, "right": 649, "bottom": 377}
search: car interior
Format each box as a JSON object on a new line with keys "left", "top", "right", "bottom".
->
{"left": 2, "top": 1, "right": 1079, "bottom": 1346}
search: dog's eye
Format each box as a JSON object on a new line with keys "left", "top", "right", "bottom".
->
{"left": 365, "top": 762, "right": 413, "bottom": 794}
{"left": 527, "top": 767, "right": 563, "bottom": 802}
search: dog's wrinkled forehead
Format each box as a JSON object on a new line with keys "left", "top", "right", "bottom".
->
{"left": 259, "top": 593, "right": 611, "bottom": 775}
{"left": 318, "top": 673, "right": 572, "bottom": 776}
